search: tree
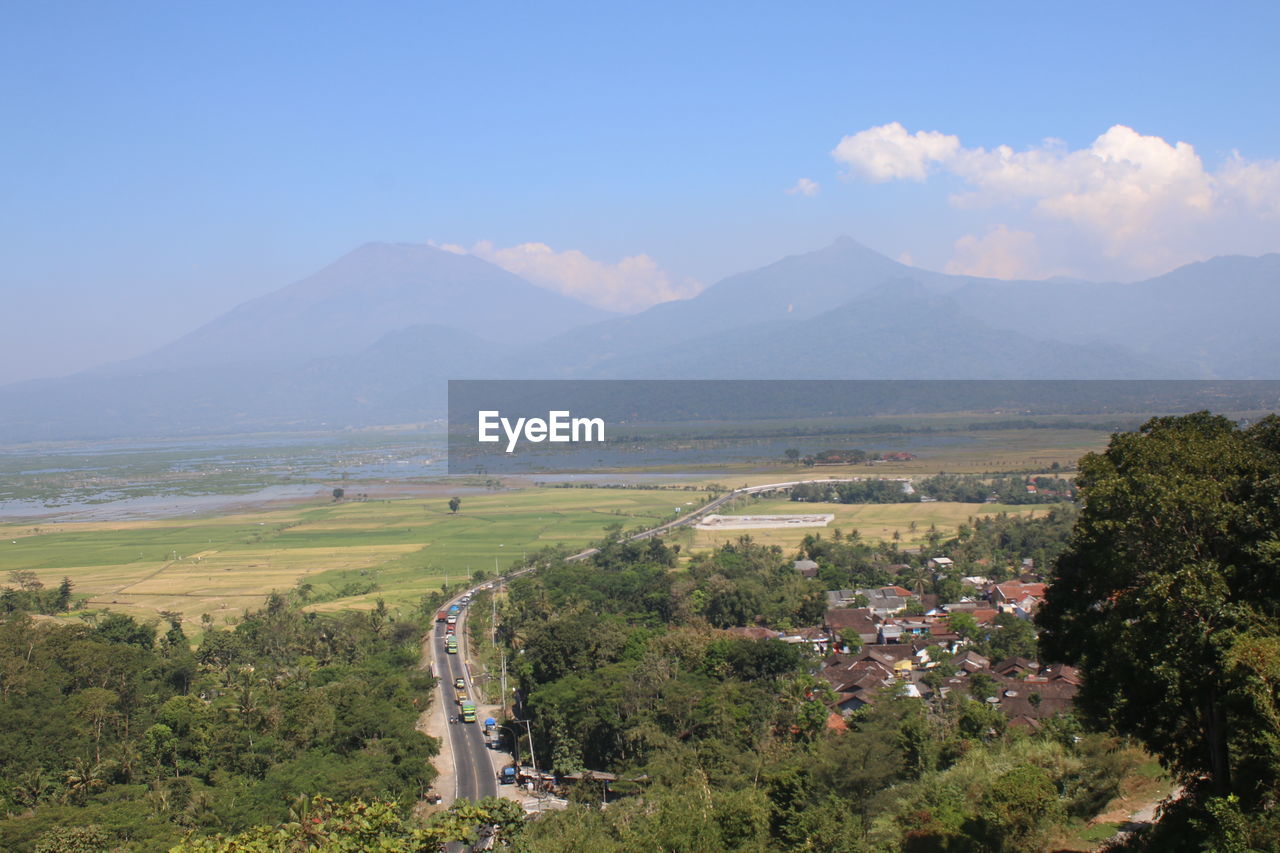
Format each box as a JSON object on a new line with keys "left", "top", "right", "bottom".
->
{"left": 33, "top": 824, "right": 112, "bottom": 853}
{"left": 784, "top": 448, "right": 801, "bottom": 464}
{"left": 902, "top": 563, "right": 932, "bottom": 596}
{"left": 57, "top": 576, "right": 74, "bottom": 611}
{"left": 70, "top": 687, "right": 119, "bottom": 763}
{"left": 62, "top": 757, "right": 106, "bottom": 805}
{"left": 964, "top": 764, "right": 1063, "bottom": 852}
{"left": 448, "top": 496, "right": 461, "bottom": 514}
{"left": 332, "top": 487, "right": 345, "bottom": 501}
{"left": 9, "top": 569, "right": 42, "bottom": 591}
{"left": 1038, "top": 413, "right": 1280, "bottom": 808}
{"left": 967, "top": 670, "right": 998, "bottom": 701}
{"left": 170, "top": 795, "right": 526, "bottom": 851}
{"left": 948, "top": 611, "right": 978, "bottom": 643}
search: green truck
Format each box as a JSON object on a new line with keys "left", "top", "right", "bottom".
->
{"left": 460, "top": 701, "right": 477, "bottom": 723}
{"left": 445, "top": 636, "right": 458, "bottom": 654}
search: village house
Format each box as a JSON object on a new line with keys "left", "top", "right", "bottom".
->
{"left": 778, "top": 626, "right": 833, "bottom": 655}
{"left": 858, "top": 585, "right": 917, "bottom": 617}
{"left": 824, "top": 607, "right": 880, "bottom": 647}
{"left": 825, "top": 589, "right": 864, "bottom": 608}
{"left": 992, "top": 580, "right": 1047, "bottom": 603}
{"left": 815, "top": 609, "right": 1079, "bottom": 727}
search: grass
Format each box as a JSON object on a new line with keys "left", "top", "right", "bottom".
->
{"left": 0, "top": 486, "right": 708, "bottom": 632}
{"left": 679, "top": 495, "right": 1051, "bottom": 552}
{"left": 1055, "top": 756, "right": 1175, "bottom": 851}
{"left": 0, "top": 421, "right": 1117, "bottom": 631}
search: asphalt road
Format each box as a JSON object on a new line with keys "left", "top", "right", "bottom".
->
{"left": 432, "top": 477, "right": 864, "bottom": 807}
{"left": 435, "top": 616, "right": 498, "bottom": 803}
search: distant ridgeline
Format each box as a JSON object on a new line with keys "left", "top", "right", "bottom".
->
{"left": 5, "top": 235, "right": 1280, "bottom": 444}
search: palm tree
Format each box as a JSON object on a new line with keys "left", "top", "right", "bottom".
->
{"left": 114, "top": 740, "right": 142, "bottom": 783}
{"left": 903, "top": 564, "right": 932, "bottom": 597}
{"left": 13, "top": 767, "right": 55, "bottom": 807}
{"left": 62, "top": 757, "right": 105, "bottom": 805}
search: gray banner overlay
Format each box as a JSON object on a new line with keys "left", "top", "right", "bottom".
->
{"left": 446, "top": 379, "right": 1280, "bottom": 475}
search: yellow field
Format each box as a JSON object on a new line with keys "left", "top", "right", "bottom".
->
{"left": 0, "top": 485, "right": 707, "bottom": 632}
{"left": 0, "top": 422, "right": 1106, "bottom": 631}
{"left": 679, "top": 496, "right": 1050, "bottom": 553}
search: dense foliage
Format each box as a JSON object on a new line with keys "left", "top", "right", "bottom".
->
{"left": 791, "top": 475, "right": 1076, "bottom": 506}
{"left": 1, "top": 571, "right": 76, "bottom": 616}
{"left": 492, "top": 534, "right": 1136, "bottom": 851}
{"left": 1039, "top": 412, "right": 1280, "bottom": 850}
{"left": 0, "top": 595, "right": 436, "bottom": 852}
{"left": 170, "top": 795, "right": 525, "bottom": 852}
{"left": 917, "top": 474, "right": 1076, "bottom": 505}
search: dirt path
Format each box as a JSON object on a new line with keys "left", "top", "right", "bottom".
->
{"left": 1088, "top": 784, "right": 1184, "bottom": 850}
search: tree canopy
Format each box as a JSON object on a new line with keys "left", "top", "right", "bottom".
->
{"left": 1038, "top": 412, "right": 1280, "bottom": 843}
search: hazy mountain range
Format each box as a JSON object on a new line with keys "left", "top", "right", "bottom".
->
{"left": 3, "top": 238, "right": 1278, "bottom": 441}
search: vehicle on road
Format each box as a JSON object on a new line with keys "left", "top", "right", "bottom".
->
{"left": 446, "top": 615, "right": 457, "bottom": 625}
{"left": 461, "top": 701, "right": 477, "bottom": 723}
{"left": 455, "top": 677, "right": 466, "bottom": 690}
{"left": 498, "top": 764, "right": 518, "bottom": 784}
{"left": 446, "top": 637, "right": 458, "bottom": 654}
{"left": 456, "top": 688, "right": 467, "bottom": 704}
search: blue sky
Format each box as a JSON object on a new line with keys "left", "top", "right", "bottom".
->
{"left": 3, "top": 1, "right": 1279, "bottom": 383}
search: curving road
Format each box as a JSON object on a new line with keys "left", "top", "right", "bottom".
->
{"left": 429, "top": 477, "right": 864, "bottom": 805}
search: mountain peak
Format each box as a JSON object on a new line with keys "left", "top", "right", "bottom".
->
{"left": 123, "top": 242, "right": 613, "bottom": 372}
{"left": 826, "top": 235, "right": 881, "bottom": 254}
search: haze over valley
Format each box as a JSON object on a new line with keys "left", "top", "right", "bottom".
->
{"left": 3, "top": 238, "right": 1278, "bottom": 442}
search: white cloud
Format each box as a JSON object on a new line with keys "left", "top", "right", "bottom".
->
{"left": 831, "top": 122, "right": 1280, "bottom": 277}
{"left": 946, "top": 226, "right": 1041, "bottom": 280}
{"left": 786, "top": 177, "right": 820, "bottom": 197}
{"left": 432, "top": 240, "right": 701, "bottom": 313}
{"left": 832, "top": 121, "right": 960, "bottom": 182}
{"left": 1217, "top": 151, "right": 1280, "bottom": 216}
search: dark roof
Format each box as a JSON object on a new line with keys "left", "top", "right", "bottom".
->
{"left": 1039, "top": 663, "right": 1082, "bottom": 684}
{"left": 993, "top": 656, "right": 1039, "bottom": 676}
{"left": 862, "top": 645, "right": 918, "bottom": 664}
{"left": 954, "top": 650, "right": 991, "bottom": 672}
{"left": 825, "top": 607, "right": 878, "bottom": 633}
{"left": 997, "top": 684, "right": 1076, "bottom": 720}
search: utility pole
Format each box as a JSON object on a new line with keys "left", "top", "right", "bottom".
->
{"left": 491, "top": 593, "right": 497, "bottom": 646}
{"left": 506, "top": 722, "right": 521, "bottom": 768}
{"left": 500, "top": 651, "right": 507, "bottom": 711}
{"left": 513, "top": 717, "right": 539, "bottom": 791}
